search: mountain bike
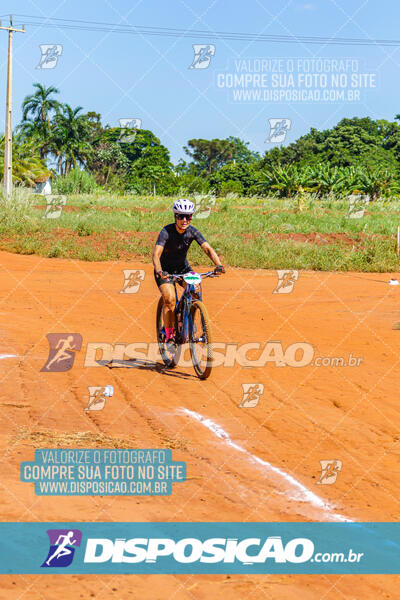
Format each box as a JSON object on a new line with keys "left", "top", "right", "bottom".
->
{"left": 156, "top": 270, "right": 218, "bottom": 380}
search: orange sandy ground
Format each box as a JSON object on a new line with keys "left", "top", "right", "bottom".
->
{"left": 0, "top": 251, "right": 400, "bottom": 598}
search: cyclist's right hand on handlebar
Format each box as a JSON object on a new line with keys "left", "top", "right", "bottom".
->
{"left": 214, "top": 265, "right": 225, "bottom": 275}
{"left": 158, "top": 270, "right": 169, "bottom": 279}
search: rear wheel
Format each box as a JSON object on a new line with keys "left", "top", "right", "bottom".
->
{"left": 189, "top": 300, "right": 213, "bottom": 379}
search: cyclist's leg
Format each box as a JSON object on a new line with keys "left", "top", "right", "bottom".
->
{"left": 154, "top": 270, "right": 176, "bottom": 341}
{"left": 159, "top": 283, "right": 175, "bottom": 328}
{"left": 154, "top": 270, "right": 175, "bottom": 327}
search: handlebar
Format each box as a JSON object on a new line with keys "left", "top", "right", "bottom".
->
{"left": 168, "top": 270, "right": 218, "bottom": 280}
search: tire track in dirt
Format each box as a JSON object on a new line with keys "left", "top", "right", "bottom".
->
{"left": 110, "top": 376, "right": 282, "bottom": 516}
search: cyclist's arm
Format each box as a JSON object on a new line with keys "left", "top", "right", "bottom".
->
{"left": 200, "top": 241, "right": 223, "bottom": 268}
{"left": 152, "top": 244, "right": 165, "bottom": 275}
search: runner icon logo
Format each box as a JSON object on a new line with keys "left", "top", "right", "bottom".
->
{"left": 317, "top": 460, "right": 342, "bottom": 485}
{"left": 193, "top": 193, "right": 216, "bottom": 219}
{"left": 273, "top": 270, "right": 299, "bottom": 294}
{"left": 189, "top": 44, "right": 216, "bottom": 69}
{"left": 347, "top": 194, "right": 369, "bottom": 219}
{"left": 120, "top": 269, "right": 145, "bottom": 293}
{"left": 265, "top": 118, "right": 291, "bottom": 143}
{"left": 41, "top": 333, "right": 83, "bottom": 372}
{"left": 37, "top": 45, "right": 63, "bottom": 69}
{"left": 41, "top": 529, "right": 82, "bottom": 568}
{"left": 85, "top": 385, "right": 114, "bottom": 411}
{"left": 42, "top": 195, "right": 67, "bottom": 219}
{"left": 240, "top": 383, "right": 264, "bottom": 407}
{"left": 118, "top": 118, "right": 142, "bottom": 144}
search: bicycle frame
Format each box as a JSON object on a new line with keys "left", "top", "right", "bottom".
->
{"left": 169, "top": 271, "right": 215, "bottom": 343}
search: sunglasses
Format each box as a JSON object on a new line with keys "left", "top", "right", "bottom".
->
{"left": 176, "top": 214, "right": 192, "bottom": 221}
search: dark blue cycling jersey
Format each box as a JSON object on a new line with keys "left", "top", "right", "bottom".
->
{"left": 155, "top": 223, "right": 206, "bottom": 272}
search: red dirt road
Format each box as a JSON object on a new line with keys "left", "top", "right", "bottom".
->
{"left": 1, "top": 251, "right": 400, "bottom": 598}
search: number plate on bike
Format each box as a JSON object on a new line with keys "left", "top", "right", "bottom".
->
{"left": 183, "top": 272, "right": 202, "bottom": 284}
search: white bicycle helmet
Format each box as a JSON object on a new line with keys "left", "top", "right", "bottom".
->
{"left": 172, "top": 199, "right": 195, "bottom": 215}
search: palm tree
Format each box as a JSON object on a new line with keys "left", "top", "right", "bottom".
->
{"left": 22, "top": 83, "right": 61, "bottom": 124}
{"left": 50, "top": 104, "right": 92, "bottom": 175}
{"left": 0, "top": 133, "right": 50, "bottom": 187}
{"left": 20, "top": 83, "right": 61, "bottom": 159}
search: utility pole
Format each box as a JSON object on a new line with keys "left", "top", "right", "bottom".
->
{"left": 0, "top": 16, "right": 25, "bottom": 198}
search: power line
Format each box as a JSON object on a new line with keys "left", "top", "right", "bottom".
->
{"left": 10, "top": 13, "right": 400, "bottom": 47}
{"left": 17, "top": 22, "right": 400, "bottom": 47}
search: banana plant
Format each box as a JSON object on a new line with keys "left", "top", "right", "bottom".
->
{"left": 353, "top": 166, "right": 398, "bottom": 201}
{"left": 309, "top": 164, "right": 348, "bottom": 196}
{"left": 258, "top": 164, "right": 313, "bottom": 197}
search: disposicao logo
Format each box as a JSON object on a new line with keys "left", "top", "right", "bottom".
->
{"left": 41, "top": 529, "right": 82, "bottom": 568}
{"left": 83, "top": 536, "right": 314, "bottom": 564}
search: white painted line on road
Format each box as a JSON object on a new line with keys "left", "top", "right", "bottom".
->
{"left": 182, "top": 408, "right": 352, "bottom": 523}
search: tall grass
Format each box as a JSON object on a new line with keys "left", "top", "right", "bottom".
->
{"left": 0, "top": 190, "right": 398, "bottom": 270}
{"left": 0, "top": 186, "right": 37, "bottom": 233}
{"left": 52, "top": 169, "right": 99, "bottom": 194}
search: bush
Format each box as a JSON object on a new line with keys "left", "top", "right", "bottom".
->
{"left": 219, "top": 180, "right": 244, "bottom": 197}
{"left": 76, "top": 221, "right": 94, "bottom": 236}
{"left": 53, "top": 169, "right": 99, "bottom": 194}
{"left": 174, "top": 173, "right": 210, "bottom": 194}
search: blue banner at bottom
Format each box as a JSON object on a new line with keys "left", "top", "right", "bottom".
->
{"left": 1, "top": 522, "right": 400, "bottom": 574}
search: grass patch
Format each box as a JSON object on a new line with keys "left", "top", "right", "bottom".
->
{"left": 1, "top": 190, "right": 399, "bottom": 271}
{"left": 10, "top": 427, "right": 136, "bottom": 448}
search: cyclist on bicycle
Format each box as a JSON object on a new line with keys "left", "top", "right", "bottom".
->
{"left": 153, "top": 199, "right": 225, "bottom": 342}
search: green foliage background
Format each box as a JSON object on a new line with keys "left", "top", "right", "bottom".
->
{"left": 9, "top": 83, "right": 400, "bottom": 199}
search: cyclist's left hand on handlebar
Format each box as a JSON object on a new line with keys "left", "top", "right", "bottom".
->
{"left": 214, "top": 265, "right": 225, "bottom": 274}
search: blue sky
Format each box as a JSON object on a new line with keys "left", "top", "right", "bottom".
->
{"left": 0, "top": 0, "right": 399, "bottom": 163}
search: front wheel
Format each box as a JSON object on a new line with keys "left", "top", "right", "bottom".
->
{"left": 156, "top": 297, "right": 181, "bottom": 368}
{"left": 189, "top": 300, "right": 213, "bottom": 380}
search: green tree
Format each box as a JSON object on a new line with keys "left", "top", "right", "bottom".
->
{"left": 50, "top": 104, "right": 92, "bottom": 175}
{"left": 128, "top": 145, "right": 174, "bottom": 194}
{"left": 86, "top": 142, "right": 130, "bottom": 187}
{"left": 100, "top": 128, "right": 170, "bottom": 163}
{"left": 0, "top": 132, "right": 50, "bottom": 186}
{"left": 208, "top": 161, "right": 260, "bottom": 195}
{"left": 260, "top": 117, "right": 400, "bottom": 171}
{"left": 20, "top": 83, "right": 61, "bottom": 158}
{"left": 91, "top": 127, "right": 173, "bottom": 192}
{"left": 260, "top": 127, "right": 327, "bottom": 170}
{"left": 318, "top": 117, "right": 384, "bottom": 166}
{"left": 81, "top": 111, "right": 104, "bottom": 143}
{"left": 219, "top": 180, "right": 244, "bottom": 196}
{"left": 183, "top": 138, "right": 235, "bottom": 174}
{"left": 226, "top": 136, "right": 260, "bottom": 164}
